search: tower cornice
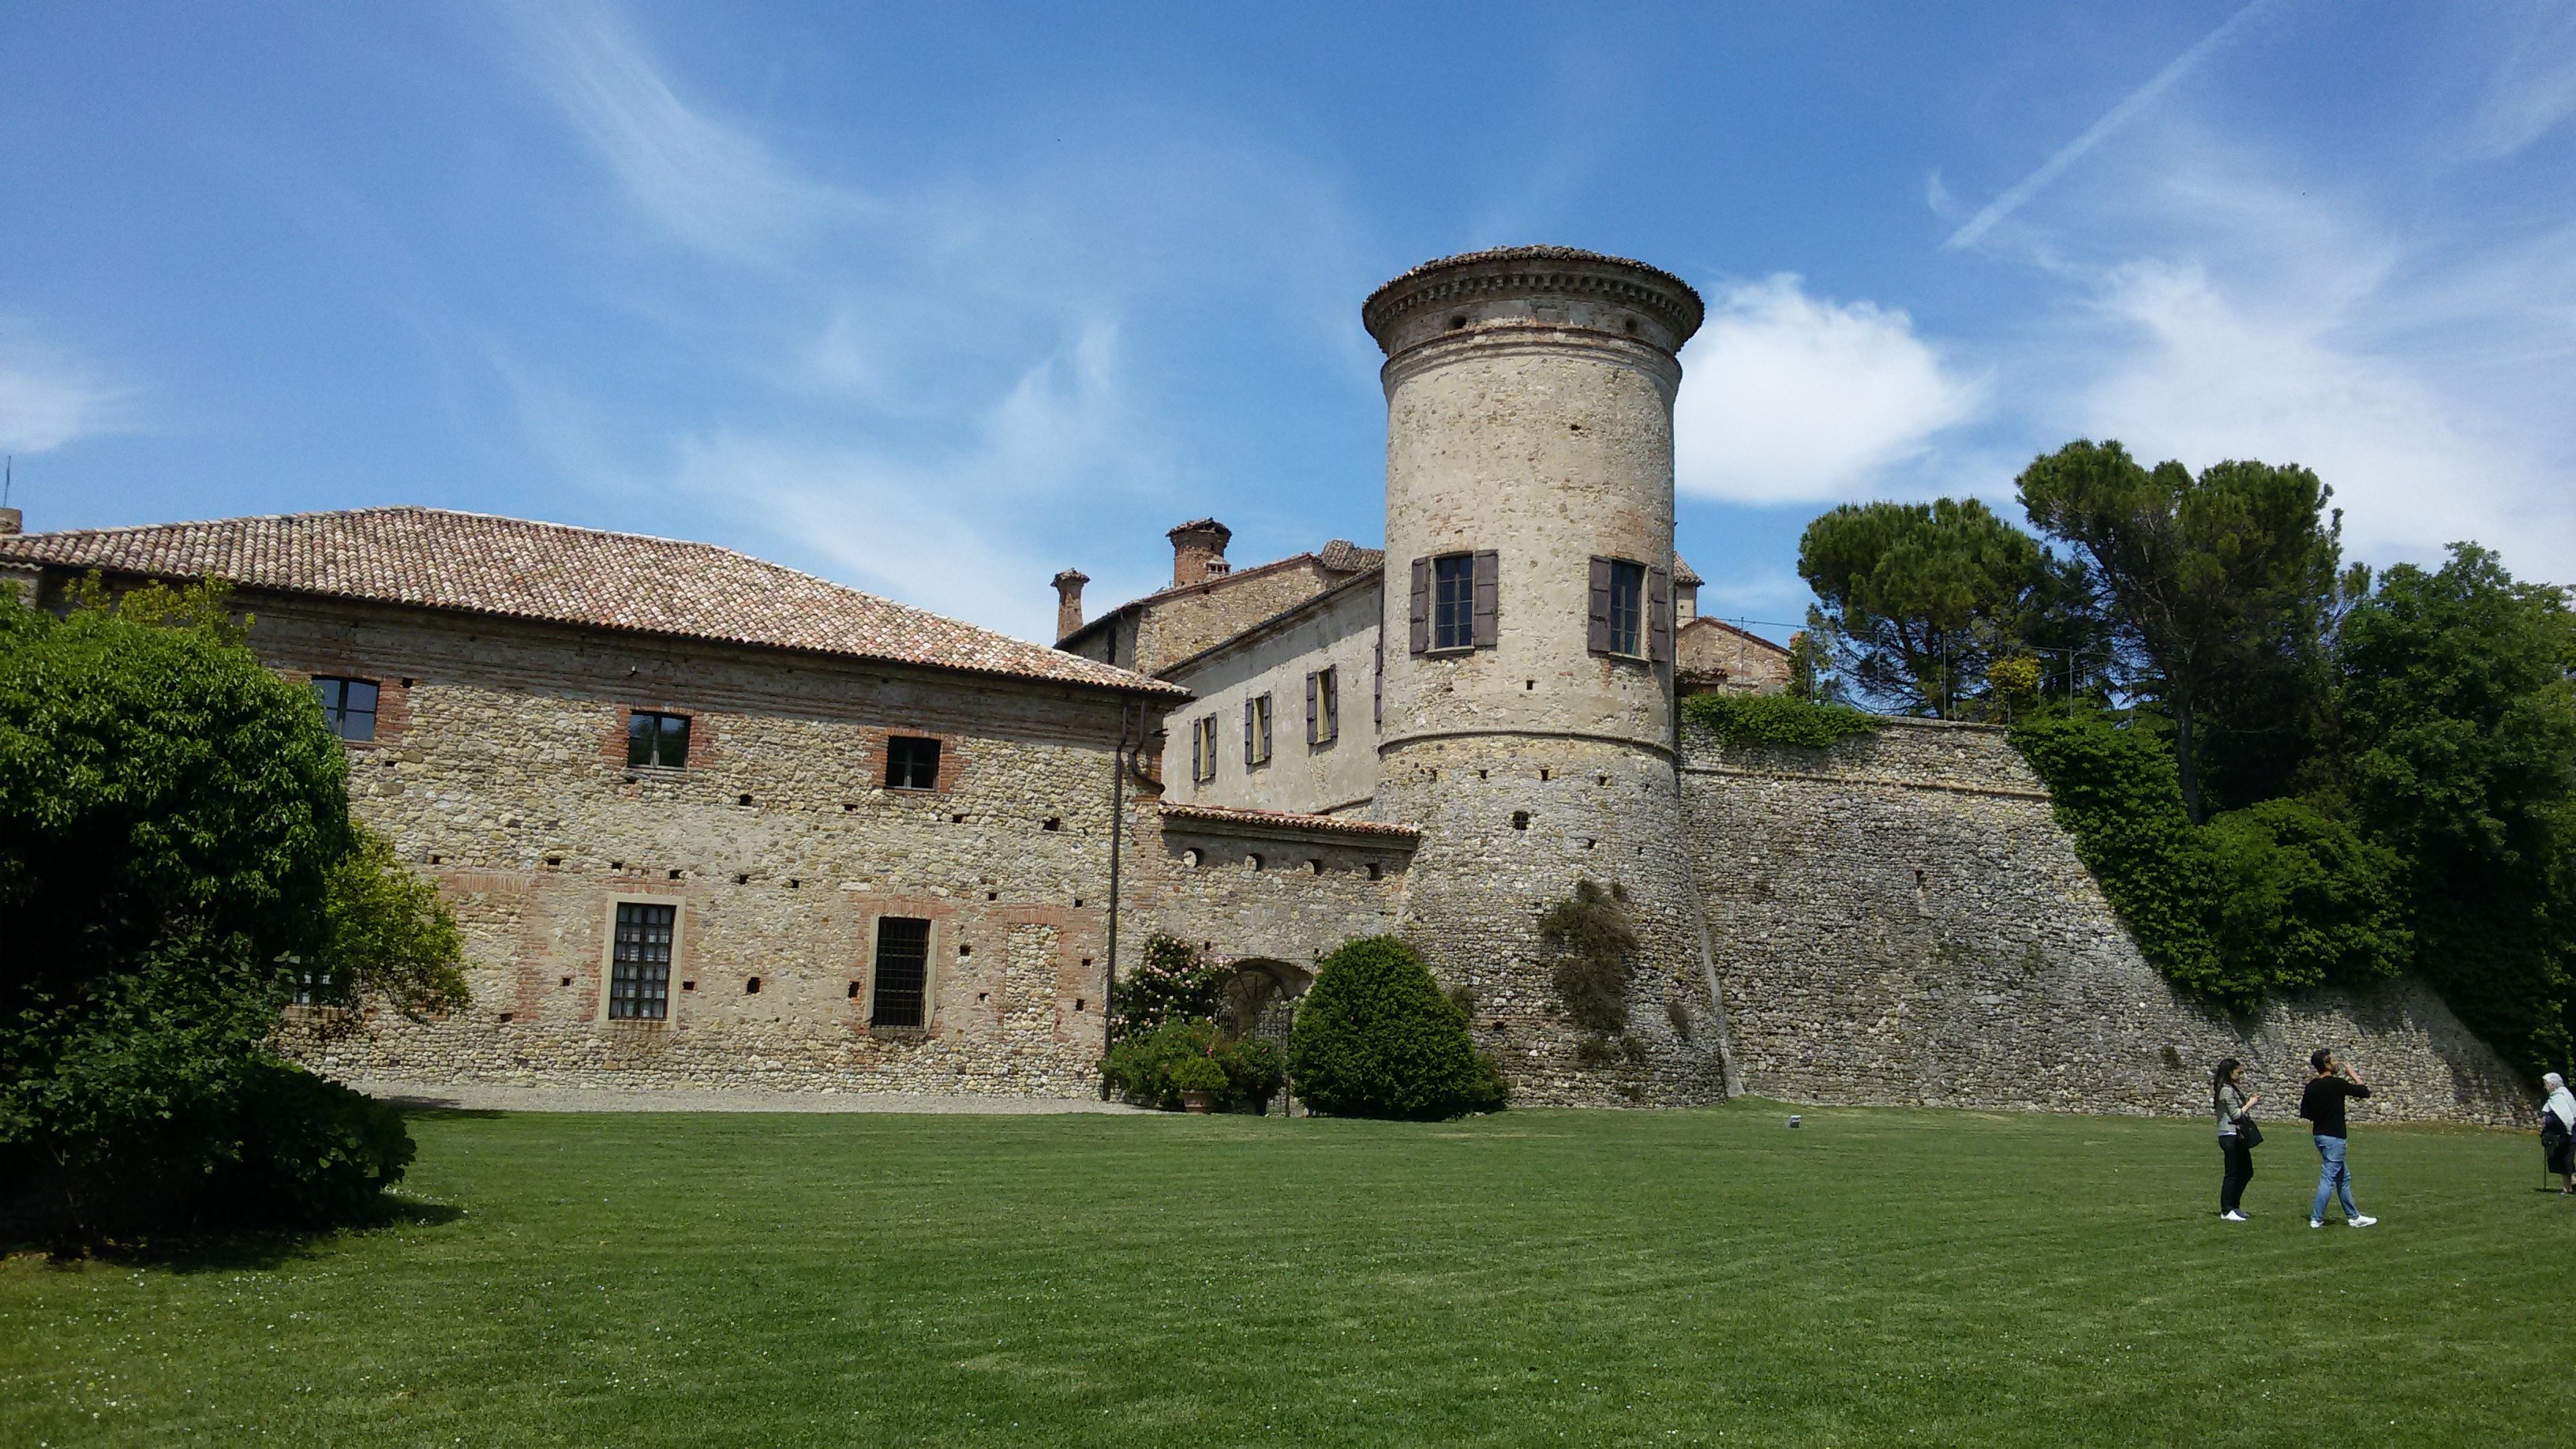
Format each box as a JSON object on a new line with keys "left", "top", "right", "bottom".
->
{"left": 1362, "top": 246, "right": 1705, "bottom": 358}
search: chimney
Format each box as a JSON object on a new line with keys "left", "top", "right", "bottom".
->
{"left": 1166, "top": 519, "right": 1231, "bottom": 588}
{"left": 1051, "top": 569, "right": 1088, "bottom": 642}
{"left": 0, "top": 508, "right": 18, "bottom": 537}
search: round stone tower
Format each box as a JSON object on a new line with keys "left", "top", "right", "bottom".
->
{"left": 1362, "top": 246, "right": 1724, "bottom": 1104}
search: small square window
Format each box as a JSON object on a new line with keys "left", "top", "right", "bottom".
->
{"left": 886, "top": 736, "right": 941, "bottom": 790}
{"left": 313, "top": 677, "right": 379, "bottom": 742}
{"left": 627, "top": 711, "right": 690, "bottom": 769}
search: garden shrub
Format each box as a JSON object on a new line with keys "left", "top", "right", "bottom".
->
{"left": 1537, "top": 879, "right": 1638, "bottom": 1036}
{"left": 1681, "top": 692, "right": 1880, "bottom": 749}
{"left": 1165, "top": 1054, "right": 1226, "bottom": 1095}
{"left": 1286, "top": 937, "right": 1505, "bottom": 1119}
{"left": 1101, "top": 1019, "right": 1283, "bottom": 1111}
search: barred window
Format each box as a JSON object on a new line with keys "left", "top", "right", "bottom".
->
{"left": 627, "top": 711, "right": 689, "bottom": 769}
{"left": 313, "top": 677, "right": 379, "bottom": 742}
{"left": 291, "top": 965, "right": 333, "bottom": 1007}
{"left": 608, "top": 902, "right": 676, "bottom": 1020}
{"left": 871, "top": 916, "right": 931, "bottom": 1028}
{"left": 886, "top": 736, "right": 941, "bottom": 790}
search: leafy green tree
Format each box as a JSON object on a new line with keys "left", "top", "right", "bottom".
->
{"left": 309, "top": 825, "right": 470, "bottom": 1025}
{"left": 1796, "top": 498, "right": 2046, "bottom": 718}
{"left": 1287, "top": 937, "right": 1503, "bottom": 1119}
{"left": 0, "top": 579, "right": 442, "bottom": 1233}
{"left": 2336, "top": 545, "right": 2576, "bottom": 1075}
{"left": 2203, "top": 799, "right": 2410, "bottom": 992}
{"left": 2016, "top": 442, "right": 2345, "bottom": 820}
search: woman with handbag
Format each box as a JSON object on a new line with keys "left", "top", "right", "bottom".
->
{"left": 2542, "top": 1072, "right": 2574, "bottom": 1196}
{"left": 2215, "top": 1058, "right": 2261, "bottom": 1221}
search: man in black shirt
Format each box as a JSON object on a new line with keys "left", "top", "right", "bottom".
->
{"left": 2298, "top": 1048, "right": 2378, "bottom": 1229}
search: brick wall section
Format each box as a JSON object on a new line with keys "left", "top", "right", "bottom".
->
{"left": 1681, "top": 717, "right": 2529, "bottom": 1125}
{"left": 1676, "top": 618, "right": 1790, "bottom": 695}
{"left": 1131, "top": 559, "right": 1346, "bottom": 674}
{"left": 245, "top": 591, "right": 1138, "bottom": 1097}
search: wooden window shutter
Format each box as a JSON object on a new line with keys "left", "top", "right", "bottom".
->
{"left": 1243, "top": 699, "right": 1255, "bottom": 766}
{"left": 1191, "top": 716, "right": 1204, "bottom": 783}
{"left": 1305, "top": 672, "right": 1319, "bottom": 744}
{"left": 1372, "top": 641, "right": 1383, "bottom": 727}
{"left": 1408, "top": 556, "right": 1431, "bottom": 655}
{"left": 1587, "top": 556, "right": 1614, "bottom": 653}
{"left": 1471, "top": 550, "right": 1499, "bottom": 648}
{"left": 1649, "top": 565, "right": 1673, "bottom": 664}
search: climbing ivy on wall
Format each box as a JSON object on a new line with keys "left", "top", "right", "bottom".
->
{"left": 1680, "top": 692, "right": 1881, "bottom": 749}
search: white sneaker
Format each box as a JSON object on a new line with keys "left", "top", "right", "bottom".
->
{"left": 2348, "top": 1215, "right": 2378, "bottom": 1228}
{"left": 2220, "top": 1210, "right": 2249, "bottom": 1222}
{"left": 2309, "top": 1219, "right": 2324, "bottom": 1229}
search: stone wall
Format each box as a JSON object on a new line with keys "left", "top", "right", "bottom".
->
{"left": 1376, "top": 735, "right": 1732, "bottom": 1108}
{"left": 1676, "top": 617, "right": 1790, "bottom": 695}
{"left": 1136, "top": 803, "right": 1413, "bottom": 975}
{"left": 1682, "top": 717, "right": 2529, "bottom": 1125}
{"left": 248, "top": 592, "right": 1140, "bottom": 1098}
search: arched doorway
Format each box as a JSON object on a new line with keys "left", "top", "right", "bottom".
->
{"left": 1222, "top": 958, "right": 1311, "bottom": 1114}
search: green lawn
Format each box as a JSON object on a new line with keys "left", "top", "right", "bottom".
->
{"left": 2, "top": 1102, "right": 2565, "bottom": 1447}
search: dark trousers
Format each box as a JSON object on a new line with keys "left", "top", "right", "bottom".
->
{"left": 2219, "top": 1134, "right": 2254, "bottom": 1213}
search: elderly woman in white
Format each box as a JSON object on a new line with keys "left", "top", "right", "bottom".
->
{"left": 2544, "top": 1073, "right": 2576, "bottom": 1196}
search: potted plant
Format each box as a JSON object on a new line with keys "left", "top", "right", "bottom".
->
{"left": 1167, "top": 1054, "right": 1227, "bottom": 1114}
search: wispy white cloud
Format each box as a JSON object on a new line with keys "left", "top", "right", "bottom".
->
{"left": 1673, "top": 275, "right": 1985, "bottom": 506}
{"left": 2473, "top": 5, "right": 2576, "bottom": 155}
{"left": 1944, "top": 0, "right": 2277, "bottom": 251}
{"left": 0, "top": 331, "right": 129, "bottom": 453}
{"left": 490, "top": 0, "right": 1367, "bottom": 639}
{"left": 504, "top": 1, "right": 868, "bottom": 264}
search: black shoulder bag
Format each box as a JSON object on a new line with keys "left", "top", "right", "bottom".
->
{"left": 2233, "top": 1114, "right": 2263, "bottom": 1149}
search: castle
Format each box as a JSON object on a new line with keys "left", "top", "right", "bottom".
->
{"left": 0, "top": 248, "right": 2529, "bottom": 1121}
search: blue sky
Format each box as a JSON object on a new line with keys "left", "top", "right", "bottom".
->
{"left": 5, "top": 2, "right": 2572, "bottom": 645}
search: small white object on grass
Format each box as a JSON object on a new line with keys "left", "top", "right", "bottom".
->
{"left": 1787, "top": 1114, "right": 1802, "bottom": 1129}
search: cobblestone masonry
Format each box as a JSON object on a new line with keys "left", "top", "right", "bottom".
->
{"left": 250, "top": 592, "right": 1144, "bottom": 1098}
{"left": 1682, "top": 717, "right": 2528, "bottom": 1125}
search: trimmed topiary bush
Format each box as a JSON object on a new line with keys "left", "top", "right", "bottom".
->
{"left": 1287, "top": 937, "right": 1505, "bottom": 1120}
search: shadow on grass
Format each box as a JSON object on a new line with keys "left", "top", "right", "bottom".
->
{"left": 1, "top": 1193, "right": 466, "bottom": 1271}
{"left": 386, "top": 1100, "right": 511, "bottom": 1121}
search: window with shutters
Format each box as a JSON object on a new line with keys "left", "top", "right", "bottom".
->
{"left": 1433, "top": 554, "right": 1475, "bottom": 650}
{"left": 1245, "top": 693, "right": 1273, "bottom": 767}
{"left": 886, "top": 736, "right": 941, "bottom": 790}
{"left": 608, "top": 902, "right": 677, "bottom": 1020}
{"left": 1608, "top": 560, "right": 1646, "bottom": 656}
{"left": 313, "top": 677, "right": 379, "bottom": 742}
{"left": 869, "top": 916, "right": 931, "bottom": 1029}
{"left": 1588, "top": 557, "right": 1672, "bottom": 662}
{"left": 627, "top": 710, "right": 689, "bottom": 769}
{"left": 1307, "top": 667, "right": 1339, "bottom": 746}
{"left": 1191, "top": 714, "right": 1219, "bottom": 784}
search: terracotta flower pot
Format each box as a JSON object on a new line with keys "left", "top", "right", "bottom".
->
{"left": 1179, "top": 1091, "right": 1218, "bottom": 1114}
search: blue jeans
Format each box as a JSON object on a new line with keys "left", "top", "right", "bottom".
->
{"left": 2312, "top": 1135, "right": 2361, "bottom": 1221}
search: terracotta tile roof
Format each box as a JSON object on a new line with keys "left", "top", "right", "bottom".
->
{"left": 0, "top": 507, "right": 1185, "bottom": 696}
{"left": 1159, "top": 801, "right": 1420, "bottom": 841}
{"left": 1672, "top": 554, "right": 1703, "bottom": 587}
{"left": 1317, "top": 539, "right": 1385, "bottom": 573}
